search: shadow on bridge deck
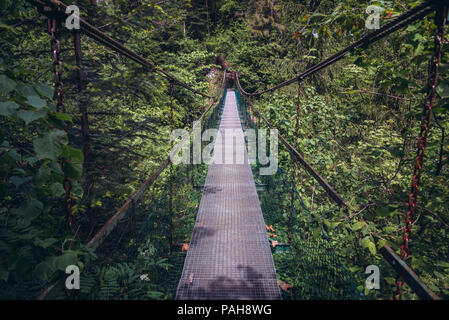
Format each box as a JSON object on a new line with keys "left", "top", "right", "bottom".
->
{"left": 175, "top": 90, "right": 281, "bottom": 300}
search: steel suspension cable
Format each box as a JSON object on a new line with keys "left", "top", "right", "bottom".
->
{"left": 235, "top": 72, "right": 440, "bottom": 300}
{"left": 235, "top": 74, "right": 347, "bottom": 207}
{"left": 38, "top": 72, "right": 226, "bottom": 300}
{"left": 395, "top": 4, "right": 447, "bottom": 300}
{"left": 237, "top": 0, "right": 437, "bottom": 97}
{"left": 26, "top": 0, "right": 216, "bottom": 99}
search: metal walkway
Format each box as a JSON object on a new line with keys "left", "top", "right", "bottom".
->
{"left": 176, "top": 90, "right": 281, "bottom": 300}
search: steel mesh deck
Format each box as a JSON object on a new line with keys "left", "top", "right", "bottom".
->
{"left": 176, "top": 90, "right": 281, "bottom": 300}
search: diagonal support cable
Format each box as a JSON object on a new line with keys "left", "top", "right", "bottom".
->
{"left": 237, "top": 0, "right": 437, "bottom": 96}
{"left": 25, "top": 0, "right": 217, "bottom": 98}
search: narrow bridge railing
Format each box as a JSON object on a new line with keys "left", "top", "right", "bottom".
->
{"left": 21, "top": 0, "right": 446, "bottom": 300}
{"left": 24, "top": 0, "right": 227, "bottom": 299}
{"left": 234, "top": 0, "right": 446, "bottom": 300}
{"left": 235, "top": 88, "right": 365, "bottom": 300}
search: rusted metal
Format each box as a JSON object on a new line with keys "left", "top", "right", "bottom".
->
{"left": 396, "top": 4, "right": 447, "bottom": 300}
{"left": 176, "top": 90, "right": 281, "bottom": 300}
{"left": 236, "top": 66, "right": 441, "bottom": 300}
{"left": 47, "top": 9, "right": 76, "bottom": 233}
{"left": 25, "top": 0, "right": 215, "bottom": 98}
{"left": 86, "top": 72, "right": 226, "bottom": 252}
{"left": 238, "top": 87, "right": 347, "bottom": 207}
{"left": 236, "top": 1, "right": 436, "bottom": 97}
{"left": 380, "top": 245, "right": 439, "bottom": 300}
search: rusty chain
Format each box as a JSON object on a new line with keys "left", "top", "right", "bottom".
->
{"left": 396, "top": 5, "right": 447, "bottom": 300}
{"left": 47, "top": 10, "right": 76, "bottom": 233}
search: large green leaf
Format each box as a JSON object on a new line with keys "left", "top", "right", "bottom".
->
{"left": 9, "top": 175, "right": 23, "bottom": 188}
{"left": 12, "top": 200, "right": 43, "bottom": 220}
{"left": 34, "top": 238, "right": 58, "bottom": 249}
{"left": 361, "top": 236, "right": 376, "bottom": 255}
{"left": 352, "top": 221, "right": 365, "bottom": 231}
{"left": 0, "top": 101, "right": 19, "bottom": 116}
{"left": 53, "top": 112, "right": 72, "bottom": 122}
{"left": 49, "top": 182, "right": 64, "bottom": 197}
{"left": 54, "top": 251, "right": 79, "bottom": 271}
{"left": 376, "top": 205, "right": 399, "bottom": 217}
{"left": 34, "top": 83, "right": 54, "bottom": 99}
{"left": 436, "top": 83, "right": 449, "bottom": 99}
{"left": 16, "top": 83, "right": 38, "bottom": 98}
{"left": 62, "top": 146, "right": 84, "bottom": 179}
{"left": 33, "top": 129, "right": 68, "bottom": 161}
{"left": 34, "top": 256, "right": 56, "bottom": 282}
{"left": 16, "top": 109, "right": 46, "bottom": 125}
{"left": 26, "top": 95, "right": 46, "bottom": 110}
{"left": 433, "top": 98, "right": 449, "bottom": 114}
{"left": 0, "top": 74, "right": 16, "bottom": 95}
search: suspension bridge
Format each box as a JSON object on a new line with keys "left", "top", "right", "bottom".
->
{"left": 176, "top": 90, "right": 281, "bottom": 300}
{"left": 23, "top": 0, "right": 447, "bottom": 300}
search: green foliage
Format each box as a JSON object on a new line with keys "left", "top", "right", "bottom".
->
{"left": 0, "top": 53, "right": 87, "bottom": 297}
{"left": 1, "top": 0, "right": 449, "bottom": 301}
{"left": 75, "top": 246, "right": 170, "bottom": 300}
{"left": 228, "top": 0, "right": 449, "bottom": 300}
{"left": 0, "top": 0, "right": 223, "bottom": 300}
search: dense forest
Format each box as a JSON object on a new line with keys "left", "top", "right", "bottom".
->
{"left": 0, "top": 0, "right": 448, "bottom": 300}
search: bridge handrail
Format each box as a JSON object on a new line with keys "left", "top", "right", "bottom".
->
{"left": 235, "top": 74, "right": 346, "bottom": 207}
{"left": 236, "top": 0, "right": 437, "bottom": 96}
{"left": 87, "top": 72, "right": 226, "bottom": 251}
{"left": 25, "top": 0, "right": 217, "bottom": 99}
{"left": 37, "top": 72, "right": 226, "bottom": 300}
